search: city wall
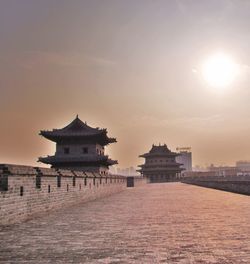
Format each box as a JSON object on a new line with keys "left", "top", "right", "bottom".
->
{"left": 0, "top": 164, "right": 145, "bottom": 225}
{"left": 182, "top": 175, "right": 250, "bottom": 195}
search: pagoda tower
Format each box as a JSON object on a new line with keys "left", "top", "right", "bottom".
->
{"left": 138, "top": 144, "right": 183, "bottom": 183}
{"left": 38, "top": 116, "right": 118, "bottom": 174}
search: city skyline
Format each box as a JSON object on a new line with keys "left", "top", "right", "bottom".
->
{"left": 2, "top": 1, "right": 250, "bottom": 168}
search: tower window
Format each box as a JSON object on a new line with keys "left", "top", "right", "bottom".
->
{"left": 64, "top": 147, "right": 70, "bottom": 154}
{"left": 83, "top": 147, "right": 88, "bottom": 154}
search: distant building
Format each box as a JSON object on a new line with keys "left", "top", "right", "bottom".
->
{"left": 184, "top": 164, "right": 242, "bottom": 178}
{"left": 176, "top": 147, "right": 192, "bottom": 172}
{"left": 138, "top": 144, "right": 183, "bottom": 183}
{"left": 208, "top": 164, "right": 239, "bottom": 177}
{"left": 38, "top": 115, "right": 117, "bottom": 174}
{"left": 236, "top": 161, "right": 250, "bottom": 172}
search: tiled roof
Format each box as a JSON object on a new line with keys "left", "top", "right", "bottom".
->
{"left": 38, "top": 155, "right": 118, "bottom": 166}
{"left": 139, "top": 144, "right": 179, "bottom": 158}
{"left": 40, "top": 116, "right": 116, "bottom": 144}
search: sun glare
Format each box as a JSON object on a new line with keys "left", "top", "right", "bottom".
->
{"left": 202, "top": 53, "right": 238, "bottom": 88}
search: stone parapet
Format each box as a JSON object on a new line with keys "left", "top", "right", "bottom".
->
{"left": 0, "top": 164, "right": 127, "bottom": 225}
{"left": 182, "top": 175, "right": 250, "bottom": 195}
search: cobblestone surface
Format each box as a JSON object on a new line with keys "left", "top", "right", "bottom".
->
{"left": 0, "top": 183, "right": 249, "bottom": 263}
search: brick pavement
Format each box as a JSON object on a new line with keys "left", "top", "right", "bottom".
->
{"left": 0, "top": 183, "right": 249, "bottom": 263}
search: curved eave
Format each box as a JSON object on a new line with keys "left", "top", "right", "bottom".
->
{"left": 38, "top": 155, "right": 117, "bottom": 165}
{"left": 107, "top": 159, "right": 118, "bottom": 166}
{"left": 139, "top": 162, "right": 183, "bottom": 167}
{"left": 40, "top": 131, "right": 117, "bottom": 145}
{"left": 106, "top": 138, "right": 117, "bottom": 144}
{"left": 139, "top": 153, "right": 179, "bottom": 158}
{"left": 38, "top": 160, "right": 117, "bottom": 168}
{"left": 139, "top": 167, "right": 184, "bottom": 172}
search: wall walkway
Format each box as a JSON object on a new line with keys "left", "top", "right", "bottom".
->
{"left": 0, "top": 183, "right": 249, "bottom": 263}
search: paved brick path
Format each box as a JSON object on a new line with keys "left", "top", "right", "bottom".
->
{"left": 0, "top": 183, "right": 249, "bottom": 263}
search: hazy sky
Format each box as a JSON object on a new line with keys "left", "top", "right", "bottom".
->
{"left": 1, "top": 0, "right": 250, "bottom": 168}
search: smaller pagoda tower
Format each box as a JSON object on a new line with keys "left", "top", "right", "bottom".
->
{"left": 138, "top": 144, "right": 183, "bottom": 183}
{"left": 38, "top": 116, "right": 117, "bottom": 174}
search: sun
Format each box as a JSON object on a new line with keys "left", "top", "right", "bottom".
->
{"left": 201, "top": 53, "right": 238, "bottom": 88}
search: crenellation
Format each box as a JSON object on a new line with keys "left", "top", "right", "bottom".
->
{"left": 93, "top": 172, "right": 101, "bottom": 178}
{"left": 1, "top": 164, "right": 37, "bottom": 175}
{"left": 0, "top": 164, "right": 130, "bottom": 225}
{"left": 36, "top": 167, "right": 59, "bottom": 176}
{"left": 72, "top": 170, "right": 85, "bottom": 177}
{"left": 85, "top": 172, "right": 93, "bottom": 177}
{"left": 56, "top": 169, "right": 74, "bottom": 177}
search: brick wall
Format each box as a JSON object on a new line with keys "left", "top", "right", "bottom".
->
{"left": 182, "top": 175, "right": 250, "bottom": 195}
{"left": 134, "top": 176, "right": 147, "bottom": 187}
{"left": 0, "top": 164, "right": 127, "bottom": 225}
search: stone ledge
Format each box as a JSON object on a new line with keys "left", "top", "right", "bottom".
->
{"left": 182, "top": 179, "right": 250, "bottom": 195}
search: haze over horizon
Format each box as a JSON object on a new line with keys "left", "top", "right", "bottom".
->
{"left": 1, "top": 0, "right": 250, "bottom": 168}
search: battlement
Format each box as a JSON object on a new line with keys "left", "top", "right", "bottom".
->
{"left": 0, "top": 164, "right": 126, "bottom": 178}
{"left": 0, "top": 164, "right": 37, "bottom": 175}
{"left": 0, "top": 164, "right": 137, "bottom": 225}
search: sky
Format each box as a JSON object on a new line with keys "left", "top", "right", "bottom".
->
{"left": 1, "top": 0, "right": 250, "bottom": 168}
